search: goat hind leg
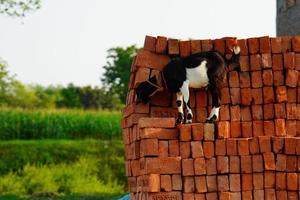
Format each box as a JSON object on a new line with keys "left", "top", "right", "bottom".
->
{"left": 176, "top": 92, "right": 184, "bottom": 125}
{"left": 181, "top": 81, "right": 193, "bottom": 123}
{"left": 207, "top": 86, "right": 220, "bottom": 123}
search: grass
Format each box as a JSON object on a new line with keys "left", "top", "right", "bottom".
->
{"left": 0, "top": 108, "right": 122, "bottom": 140}
{"left": 0, "top": 140, "right": 126, "bottom": 197}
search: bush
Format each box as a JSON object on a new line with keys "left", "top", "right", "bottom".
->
{"left": 0, "top": 109, "right": 122, "bottom": 140}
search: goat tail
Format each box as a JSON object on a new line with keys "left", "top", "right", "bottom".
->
{"left": 226, "top": 45, "right": 241, "bottom": 71}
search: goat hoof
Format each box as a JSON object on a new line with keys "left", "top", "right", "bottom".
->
{"left": 206, "top": 115, "right": 217, "bottom": 123}
{"left": 176, "top": 114, "right": 184, "bottom": 125}
{"left": 186, "top": 119, "right": 192, "bottom": 124}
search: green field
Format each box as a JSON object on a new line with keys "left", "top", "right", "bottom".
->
{"left": 0, "top": 108, "right": 122, "bottom": 140}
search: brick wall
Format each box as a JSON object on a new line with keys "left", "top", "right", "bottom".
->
{"left": 122, "top": 35, "right": 300, "bottom": 200}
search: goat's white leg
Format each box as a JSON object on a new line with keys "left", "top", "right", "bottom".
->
{"left": 181, "top": 81, "right": 193, "bottom": 123}
{"left": 176, "top": 92, "right": 184, "bottom": 125}
{"left": 207, "top": 85, "right": 220, "bottom": 123}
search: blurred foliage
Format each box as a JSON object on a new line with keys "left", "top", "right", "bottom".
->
{"left": 102, "top": 45, "right": 139, "bottom": 103}
{"left": 0, "top": 0, "right": 41, "bottom": 17}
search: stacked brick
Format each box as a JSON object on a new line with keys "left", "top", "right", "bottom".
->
{"left": 122, "top": 35, "right": 300, "bottom": 200}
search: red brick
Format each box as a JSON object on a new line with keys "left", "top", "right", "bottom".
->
{"left": 194, "top": 157, "right": 206, "bottom": 175}
{"left": 273, "top": 137, "right": 284, "bottom": 153}
{"left": 196, "top": 90, "right": 208, "bottom": 107}
{"left": 217, "top": 156, "right": 229, "bottom": 174}
{"left": 287, "top": 192, "right": 298, "bottom": 200}
{"left": 179, "top": 124, "right": 192, "bottom": 141}
{"left": 229, "top": 174, "right": 241, "bottom": 192}
{"left": 273, "top": 70, "right": 284, "bottom": 86}
{"left": 264, "top": 104, "right": 274, "bottom": 120}
{"left": 221, "top": 88, "right": 231, "bottom": 104}
{"left": 139, "top": 117, "right": 175, "bottom": 128}
{"left": 134, "top": 67, "right": 150, "bottom": 88}
{"left": 250, "top": 54, "right": 261, "bottom": 71}
{"left": 135, "top": 50, "right": 170, "bottom": 70}
{"left": 292, "top": 36, "right": 300, "bottom": 52}
{"left": 286, "top": 120, "right": 297, "bottom": 136}
{"left": 276, "top": 172, "right": 286, "bottom": 190}
{"left": 215, "top": 139, "right": 226, "bottom": 156}
{"left": 217, "top": 121, "right": 230, "bottom": 139}
{"left": 206, "top": 176, "right": 217, "bottom": 192}
{"left": 241, "top": 155, "right": 252, "bottom": 173}
{"left": 252, "top": 155, "right": 263, "bottom": 172}
{"left": 239, "top": 56, "right": 250, "bottom": 71}
{"left": 263, "top": 87, "right": 275, "bottom": 103}
{"left": 214, "top": 39, "right": 225, "bottom": 55}
{"left": 262, "top": 70, "right": 273, "bottom": 86}
{"left": 251, "top": 71, "right": 263, "bottom": 88}
{"left": 271, "top": 37, "right": 282, "bottom": 53}
{"left": 263, "top": 152, "right": 276, "bottom": 170}
{"left": 253, "top": 173, "right": 264, "bottom": 190}
{"left": 242, "top": 191, "right": 252, "bottom": 200}
{"left": 180, "top": 142, "right": 191, "bottom": 159}
{"left": 220, "top": 105, "right": 230, "bottom": 121}
{"left": 196, "top": 107, "right": 207, "bottom": 123}
{"left": 287, "top": 103, "right": 297, "bottom": 119}
{"left": 206, "top": 158, "right": 217, "bottom": 175}
{"left": 251, "top": 88, "right": 263, "bottom": 104}
{"left": 229, "top": 156, "right": 240, "bottom": 173}
{"left": 249, "top": 137, "right": 260, "bottom": 154}
{"left": 191, "top": 40, "right": 202, "bottom": 54}
{"left": 275, "top": 119, "right": 286, "bottom": 136}
{"left": 284, "top": 52, "right": 295, "bottom": 69}
{"left": 183, "top": 193, "right": 194, "bottom": 200}
{"left": 241, "top": 106, "right": 252, "bottom": 121}
{"left": 228, "top": 71, "right": 239, "bottom": 87}
{"left": 144, "top": 35, "right": 156, "bottom": 52}
{"left": 198, "top": 40, "right": 212, "bottom": 53}
{"left": 251, "top": 105, "right": 263, "bottom": 120}
{"left": 276, "top": 154, "right": 287, "bottom": 171}
{"left": 217, "top": 175, "right": 229, "bottom": 192}
{"left": 204, "top": 123, "right": 215, "bottom": 141}
{"left": 183, "top": 176, "right": 195, "bottom": 193}
{"left": 285, "top": 137, "right": 296, "bottom": 154}
{"left": 272, "top": 54, "right": 283, "bottom": 70}
{"left": 179, "top": 40, "right": 191, "bottom": 57}
{"left": 296, "top": 53, "right": 300, "bottom": 70}
{"left": 230, "top": 105, "right": 240, "bottom": 121}
{"left": 159, "top": 141, "right": 168, "bottom": 158}
{"left": 161, "top": 175, "right": 172, "bottom": 192}
{"left": 241, "top": 88, "right": 252, "bottom": 105}
{"left": 265, "top": 189, "right": 276, "bottom": 200}
{"left": 296, "top": 139, "right": 300, "bottom": 154}
{"left": 191, "top": 141, "right": 204, "bottom": 158}
{"left": 206, "top": 193, "right": 218, "bottom": 200}
{"left": 274, "top": 103, "right": 286, "bottom": 118}
{"left": 286, "top": 155, "right": 297, "bottom": 172}
{"left": 195, "top": 176, "right": 207, "bottom": 193}
{"left": 219, "top": 192, "right": 231, "bottom": 200}
{"left": 276, "top": 86, "right": 287, "bottom": 103}
{"left": 182, "top": 159, "right": 194, "bottom": 176}
{"left": 149, "top": 157, "right": 182, "bottom": 174}
{"left": 140, "top": 138, "right": 159, "bottom": 156}
{"left": 227, "top": 139, "right": 238, "bottom": 156}
{"left": 230, "top": 88, "right": 241, "bottom": 105}
{"left": 203, "top": 141, "right": 214, "bottom": 159}
{"left": 282, "top": 36, "right": 292, "bottom": 52}
{"left": 286, "top": 69, "right": 299, "bottom": 87}
{"left": 156, "top": 36, "right": 167, "bottom": 54}
{"left": 286, "top": 173, "right": 298, "bottom": 191}
{"left": 239, "top": 72, "right": 250, "bottom": 88}
{"left": 276, "top": 191, "right": 288, "bottom": 200}
{"left": 195, "top": 194, "right": 205, "bottom": 200}
{"left": 262, "top": 53, "right": 272, "bottom": 68}
{"left": 263, "top": 121, "right": 275, "bottom": 136}
{"left": 230, "top": 121, "right": 241, "bottom": 138}
{"left": 192, "top": 123, "right": 204, "bottom": 141}
{"left": 147, "top": 174, "right": 161, "bottom": 192}
{"left": 238, "top": 139, "right": 249, "bottom": 156}
{"left": 168, "top": 39, "right": 179, "bottom": 55}
{"left": 242, "top": 174, "right": 253, "bottom": 191}
{"left": 265, "top": 171, "right": 275, "bottom": 189}
{"left": 241, "top": 122, "right": 252, "bottom": 138}
{"left": 297, "top": 121, "right": 300, "bottom": 136}
{"left": 237, "top": 39, "right": 248, "bottom": 55}
{"left": 259, "top": 36, "right": 271, "bottom": 53}
{"left": 172, "top": 175, "right": 182, "bottom": 190}
{"left": 248, "top": 38, "right": 259, "bottom": 54}
{"left": 258, "top": 136, "right": 271, "bottom": 153}
{"left": 252, "top": 121, "right": 264, "bottom": 137}
{"left": 169, "top": 140, "right": 179, "bottom": 156}
{"left": 287, "top": 88, "right": 297, "bottom": 102}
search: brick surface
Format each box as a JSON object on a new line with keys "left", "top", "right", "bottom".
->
{"left": 241, "top": 122, "right": 252, "bottom": 138}
{"left": 191, "top": 40, "right": 202, "bottom": 54}
{"left": 251, "top": 71, "right": 263, "bottom": 88}
{"left": 241, "top": 155, "right": 252, "bottom": 173}
{"left": 275, "top": 119, "right": 286, "bottom": 136}
{"left": 195, "top": 176, "right": 207, "bottom": 193}
{"left": 253, "top": 173, "right": 264, "bottom": 190}
{"left": 263, "top": 87, "right": 275, "bottom": 104}
{"left": 217, "top": 156, "right": 229, "bottom": 174}
{"left": 230, "top": 121, "right": 241, "bottom": 138}
{"left": 183, "top": 176, "right": 195, "bottom": 193}
{"left": 238, "top": 139, "right": 249, "bottom": 155}
{"left": 229, "top": 156, "right": 240, "bottom": 173}
{"left": 260, "top": 36, "right": 271, "bottom": 53}
{"left": 215, "top": 139, "right": 226, "bottom": 156}
{"left": 251, "top": 88, "right": 263, "bottom": 104}
{"left": 272, "top": 54, "right": 283, "bottom": 70}
{"left": 252, "top": 155, "right": 264, "bottom": 172}
{"left": 263, "top": 152, "right": 275, "bottom": 170}
{"left": 227, "top": 139, "right": 238, "bottom": 155}
{"left": 230, "top": 88, "right": 241, "bottom": 105}
{"left": 287, "top": 103, "right": 297, "bottom": 119}
{"left": 262, "top": 53, "right": 272, "bottom": 69}
{"left": 263, "top": 121, "right": 275, "bottom": 136}
{"left": 161, "top": 175, "right": 172, "bottom": 192}
{"left": 203, "top": 141, "right": 214, "bottom": 159}
{"left": 271, "top": 37, "right": 282, "bottom": 53}
{"left": 191, "top": 141, "right": 204, "bottom": 158}
{"left": 206, "top": 158, "right": 217, "bottom": 175}
{"left": 241, "top": 106, "right": 252, "bottom": 121}
{"left": 179, "top": 124, "right": 192, "bottom": 141}
{"left": 239, "top": 72, "right": 251, "bottom": 88}
{"left": 169, "top": 140, "right": 180, "bottom": 156}
{"left": 240, "top": 56, "right": 250, "bottom": 71}
{"left": 286, "top": 120, "right": 297, "bottom": 136}
{"left": 249, "top": 137, "right": 260, "bottom": 154}
{"left": 159, "top": 141, "right": 168, "bottom": 158}
{"left": 284, "top": 52, "right": 295, "bottom": 69}
{"left": 242, "top": 174, "right": 253, "bottom": 191}
{"left": 180, "top": 142, "right": 191, "bottom": 159}
{"left": 206, "top": 176, "right": 217, "bottom": 192}
{"left": 179, "top": 40, "right": 191, "bottom": 57}
{"left": 272, "top": 137, "right": 284, "bottom": 154}
{"left": 264, "top": 171, "right": 275, "bottom": 189}
{"left": 182, "top": 159, "right": 195, "bottom": 176}
{"left": 229, "top": 174, "right": 241, "bottom": 192}
{"left": 144, "top": 35, "right": 156, "bottom": 52}
{"left": 287, "top": 173, "right": 298, "bottom": 191}
{"left": 156, "top": 36, "right": 168, "bottom": 54}
{"left": 172, "top": 175, "right": 182, "bottom": 190}
{"left": 217, "top": 121, "right": 230, "bottom": 139}
{"left": 259, "top": 136, "right": 271, "bottom": 153}
{"left": 241, "top": 88, "right": 252, "bottom": 105}
{"left": 201, "top": 40, "right": 213, "bottom": 51}
{"left": 248, "top": 38, "right": 259, "bottom": 54}
{"left": 250, "top": 54, "right": 262, "bottom": 71}
{"left": 141, "top": 138, "right": 159, "bottom": 156}
{"left": 204, "top": 123, "right": 215, "bottom": 141}
{"left": 265, "top": 189, "right": 276, "bottom": 200}
{"left": 251, "top": 105, "right": 263, "bottom": 120}
{"left": 194, "top": 157, "right": 206, "bottom": 175}
{"left": 292, "top": 36, "right": 300, "bottom": 52}
{"left": 168, "top": 39, "right": 179, "bottom": 55}
{"left": 286, "top": 69, "right": 299, "bottom": 87}
{"left": 276, "top": 172, "right": 286, "bottom": 190}
{"left": 230, "top": 105, "right": 240, "bottom": 121}
{"left": 139, "top": 117, "right": 175, "bottom": 128}
{"left": 217, "top": 175, "right": 229, "bottom": 192}
{"left": 192, "top": 123, "right": 204, "bottom": 141}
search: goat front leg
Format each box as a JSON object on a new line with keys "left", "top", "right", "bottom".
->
{"left": 176, "top": 92, "right": 184, "bottom": 125}
{"left": 181, "top": 81, "right": 193, "bottom": 123}
{"left": 206, "top": 85, "right": 220, "bottom": 123}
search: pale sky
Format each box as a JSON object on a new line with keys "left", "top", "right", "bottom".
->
{"left": 0, "top": 0, "right": 276, "bottom": 87}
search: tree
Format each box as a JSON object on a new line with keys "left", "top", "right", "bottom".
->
{"left": 56, "top": 83, "right": 82, "bottom": 109}
{"left": 0, "top": 59, "right": 17, "bottom": 106}
{"left": 0, "top": 0, "right": 41, "bottom": 17}
{"left": 101, "top": 45, "right": 138, "bottom": 103}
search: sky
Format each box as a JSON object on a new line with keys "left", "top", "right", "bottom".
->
{"left": 0, "top": 0, "right": 276, "bottom": 87}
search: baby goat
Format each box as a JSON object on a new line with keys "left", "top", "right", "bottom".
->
{"left": 136, "top": 45, "right": 240, "bottom": 124}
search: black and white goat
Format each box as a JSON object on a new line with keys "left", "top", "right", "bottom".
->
{"left": 136, "top": 45, "right": 241, "bottom": 124}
